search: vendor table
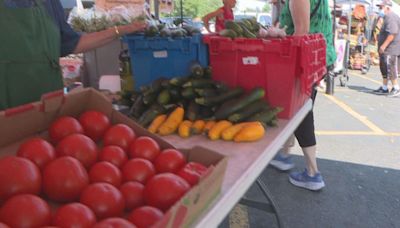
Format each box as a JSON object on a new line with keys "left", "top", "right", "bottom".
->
{"left": 162, "top": 99, "right": 313, "bottom": 227}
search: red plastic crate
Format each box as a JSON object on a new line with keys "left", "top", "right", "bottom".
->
{"left": 203, "top": 34, "right": 326, "bottom": 119}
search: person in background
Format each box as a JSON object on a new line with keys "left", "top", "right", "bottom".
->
{"left": 0, "top": 0, "right": 146, "bottom": 110}
{"left": 271, "top": 0, "right": 285, "bottom": 27}
{"left": 373, "top": 0, "right": 400, "bottom": 97}
{"left": 269, "top": 0, "right": 336, "bottom": 191}
{"left": 202, "top": 0, "right": 236, "bottom": 33}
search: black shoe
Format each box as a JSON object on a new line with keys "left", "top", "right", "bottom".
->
{"left": 373, "top": 87, "right": 389, "bottom": 94}
{"left": 388, "top": 88, "right": 400, "bottom": 97}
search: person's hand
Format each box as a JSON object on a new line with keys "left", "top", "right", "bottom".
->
{"left": 124, "top": 21, "right": 148, "bottom": 34}
{"left": 379, "top": 45, "right": 386, "bottom": 54}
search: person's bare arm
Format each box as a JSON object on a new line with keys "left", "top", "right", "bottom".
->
{"left": 289, "top": 0, "right": 310, "bottom": 35}
{"left": 202, "top": 8, "right": 224, "bottom": 33}
{"left": 73, "top": 21, "right": 146, "bottom": 54}
{"left": 379, "top": 34, "right": 395, "bottom": 54}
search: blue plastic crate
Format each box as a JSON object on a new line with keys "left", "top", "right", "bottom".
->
{"left": 123, "top": 34, "right": 209, "bottom": 90}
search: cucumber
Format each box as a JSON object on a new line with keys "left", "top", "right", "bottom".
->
{"left": 199, "top": 106, "right": 214, "bottom": 119}
{"left": 181, "top": 87, "right": 196, "bottom": 100}
{"left": 169, "top": 87, "right": 182, "bottom": 102}
{"left": 195, "top": 87, "right": 244, "bottom": 106}
{"left": 169, "top": 76, "right": 191, "bottom": 86}
{"left": 195, "top": 88, "right": 218, "bottom": 97}
{"left": 157, "top": 89, "right": 170, "bottom": 105}
{"left": 185, "top": 100, "right": 200, "bottom": 121}
{"left": 204, "top": 66, "right": 212, "bottom": 78}
{"left": 190, "top": 63, "right": 204, "bottom": 78}
{"left": 246, "top": 107, "right": 283, "bottom": 125}
{"left": 141, "top": 78, "right": 164, "bottom": 95}
{"left": 214, "top": 87, "right": 265, "bottom": 120}
{"left": 129, "top": 94, "right": 146, "bottom": 118}
{"left": 227, "top": 99, "right": 269, "bottom": 123}
{"left": 183, "top": 79, "right": 215, "bottom": 88}
{"left": 142, "top": 92, "right": 157, "bottom": 105}
{"left": 137, "top": 104, "right": 166, "bottom": 127}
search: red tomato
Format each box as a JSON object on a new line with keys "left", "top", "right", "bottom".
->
{"left": 93, "top": 218, "right": 136, "bottom": 228}
{"left": 127, "top": 206, "right": 164, "bottom": 228}
{"left": 128, "top": 136, "right": 160, "bottom": 162}
{"left": 103, "top": 124, "right": 136, "bottom": 151}
{"left": 0, "top": 222, "right": 9, "bottom": 228}
{"left": 79, "top": 111, "right": 111, "bottom": 142}
{"left": 56, "top": 133, "right": 98, "bottom": 169}
{"left": 89, "top": 162, "right": 122, "bottom": 187}
{"left": 119, "top": 181, "right": 145, "bottom": 211}
{"left": 49, "top": 116, "right": 84, "bottom": 143}
{"left": 0, "top": 194, "right": 51, "bottom": 228}
{"left": 0, "top": 156, "right": 41, "bottom": 202}
{"left": 80, "top": 183, "right": 125, "bottom": 220}
{"left": 121, "top": 158, "right": 156, "bottom": 184}
{"left": 53, "top": 203, "right": 96, "bottom": 228}
{"left": 177, "top": 162, "right": 208, "bottom": 186}
{"left": 99, "top": 146, "right": 128, "bottom": 168}
{"left": 17, "top": 137, "right": 56, "bottom": 169}
{"left": 144, "top": 173, "right": 190, "bottom": 211}
{"left": 154, "top": 149, "right": 186, "bottom": 174}
{"left": 42, "top": 157, "right": 89, "bottom": 202}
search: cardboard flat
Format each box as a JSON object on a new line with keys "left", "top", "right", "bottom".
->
{"left": 0, "top": 88, "right": 227, "bottom": 227}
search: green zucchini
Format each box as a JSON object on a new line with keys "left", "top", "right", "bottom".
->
{"left": 169, "top": 87, "right": 182, "bottom": 102}
{"left": 190, "top": 63, "right": 204, "bottom": 78}
{"left": 182, "top": 79, "right": 215, "bottom": 88}
{"left": 169, "top": 76, "right": 191, "bottom": 86}
{"left": 195, "top": 87, "right": 244, "bottom": 106}
{"left": 129, "top": 94, "right": 146, "bottom": 118}
{"left": 185, "top": 100, "right": 200, "bottom": 121}
{"left": 203, "top": 66, "right": 212, "bottom": 78}
{"left": 246, "top": 107, "right": 283, "bottom": 125}
{"left": 181, "top": 87, "right": 196, "bottom": 100}
{"left": 157, "top": 89, "right": 170, "bottom": 105}
{"left": 227, "top": 99, "right": 269, "bottom": 123}
{"left": 141, "top": 78, "right": 164, "bottom": 95}
{"left": 142, "top": 92, "right": 157, "bottom": 105}
{"left": 195, "top": 88, "right": 218, "bottom": 97}
{"left": 214, "top": 87, "right": 265, "bottom": 120}
{"left": 137, "top": 104, "right": 166, "bottom": 127}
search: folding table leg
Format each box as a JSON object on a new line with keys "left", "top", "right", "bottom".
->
{"left": 239, "top": 178, "right": 284, "bottom": 228}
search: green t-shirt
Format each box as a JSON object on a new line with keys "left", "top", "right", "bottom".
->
{"left": 279, "top": 0, "right": 337, "bottom": 66}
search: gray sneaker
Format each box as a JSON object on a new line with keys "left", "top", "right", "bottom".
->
{"left": 388, "top": 88, "right": 400, "bottom": 97}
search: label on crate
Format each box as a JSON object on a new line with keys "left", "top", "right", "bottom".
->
{"left": 242, "top": 57, "right": 259, "bottom": 65}
{"left": 153, "top": 51, "right": 168, "bottom": 58}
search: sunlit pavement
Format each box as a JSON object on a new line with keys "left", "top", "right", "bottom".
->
{"left": 219, "top": 66, "right": 400, "bottom": 228}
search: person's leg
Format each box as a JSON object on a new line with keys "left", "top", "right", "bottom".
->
{"left": 388, "top": 55, "right": 400, "bottom": 97}
{"left": 374, "top": 54, "right": 389, "bottom": 93}
{"left": 289, "top": 88, "right": 325, "bottom": 190}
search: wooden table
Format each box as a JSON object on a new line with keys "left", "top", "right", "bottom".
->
{"left": 162, "top": 99, "right": 313, "bottom": 227}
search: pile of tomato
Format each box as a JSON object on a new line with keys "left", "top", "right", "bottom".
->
{"left": 0, "top": 110, "right": 208, "bottom": 228}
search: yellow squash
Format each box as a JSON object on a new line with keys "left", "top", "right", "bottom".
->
{"left": 208, "top": 120, "right": 232, "bottom": 140}
{"left": 158, "top": 107, "right": 184, "bottom": 136}
{"left": 234, "top": 122, "right": 265, "bottom": 142}
{"left": 221, "top": 122, "right": 258, "bottom": 141}
{"left": 147, "top": 114, "right": 167, "bottom": 134}
{"left": 203, "top": 120, "right": 216, "bottom": 135}
{"left": 191, "top": 120, "right": 206, "bottom": 134}
{"left": 178, "top": 120, "right": 193, "bottom": 138}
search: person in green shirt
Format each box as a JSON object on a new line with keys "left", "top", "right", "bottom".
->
{"left": 269, "top": 0, "right": 336, "bottom": 191}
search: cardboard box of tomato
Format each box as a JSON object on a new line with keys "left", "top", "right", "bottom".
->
{"left": 0, "top": 88, "right": 228, "bottom": 228}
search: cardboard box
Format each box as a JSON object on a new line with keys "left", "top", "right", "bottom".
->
{"left": 0, "top": 88, "right": 227, "bottom": 228}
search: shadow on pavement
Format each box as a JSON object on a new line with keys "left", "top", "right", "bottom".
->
{"left": 346, "top": 85, "right": 377, "bottom": 95}
{"left": 220, "top": 155, "right": 400, "bottom": 228}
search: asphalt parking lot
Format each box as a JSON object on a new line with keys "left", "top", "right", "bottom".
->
{"left": 219, "top": 66, "right": 400, "bottom": 228}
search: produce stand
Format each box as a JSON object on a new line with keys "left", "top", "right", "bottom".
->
{"left": 162, "top": 99, "right": 313, "bottom": 227}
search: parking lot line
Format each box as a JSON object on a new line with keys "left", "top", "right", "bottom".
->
{"left": 351, "top": 72, "right": 381, "bottom": 85}
{"left": 316, "top": 130, "right": 400, "bottom": 136}
{"left": 322, "top": 94, "right": 385, "bottom": 134}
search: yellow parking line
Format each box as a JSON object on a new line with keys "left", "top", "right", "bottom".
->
{"left": 351, "top": 71, "right": 381, "bottom": 85}
{"left": 323, "top": 94, "right": 385, "bottom": 134}
{"left": 316, "top": 130, "right": 400, "bottom": 136}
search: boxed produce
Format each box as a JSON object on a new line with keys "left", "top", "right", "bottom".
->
{"left": 0, "top": 88, "right": 227, "bottom": 227}
{"left": 203, "top": 34, "right": 327, "bottom": 119}
{"left": 123, "top": 33, "right": 209, "bottom": 90}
